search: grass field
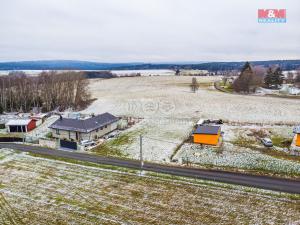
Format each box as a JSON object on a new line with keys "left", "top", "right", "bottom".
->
{"left": 0, "top": 148, "right": 300, "bottom": 224}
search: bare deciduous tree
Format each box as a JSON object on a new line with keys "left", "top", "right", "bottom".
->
{"left": 233, "top": 62, "right": 263, "bottom": 93}
{"left": 190, "top": 77, "right": 199, "bottom": 93}
{"left": 0, "top": 71, "right": 91, "bottom": 113}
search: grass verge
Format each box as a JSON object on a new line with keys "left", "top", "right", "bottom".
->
{"left": 91, "top": 130, "right": 142, "bottom": 158}
{"left": 24, "top": 151, "right": 300, "bottom": 200}
{"left": 271, "top": 135, "right": 292, "bottom": 148}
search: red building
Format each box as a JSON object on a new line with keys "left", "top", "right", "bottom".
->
{"left": 6, "top": 119, "right": 36, "bottom": 133}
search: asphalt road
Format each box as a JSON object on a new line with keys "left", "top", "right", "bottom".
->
{"left": 1, "top": 143, "right": 300, "bottom": 194}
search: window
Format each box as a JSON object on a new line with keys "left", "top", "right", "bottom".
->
{"left": 100, "top": 127, "right": 103, "bottom": 130}
{"left": 68, "top": 131, "right": 71, "bottom": 139}
{"left": 56, "top": 129, "right": 60, "bottom": 135}
{"left": 105, "top": 125, "right": 107, "bottom": 128}
{"left": 96, "top": 129, "right": 99, "bottom": 132}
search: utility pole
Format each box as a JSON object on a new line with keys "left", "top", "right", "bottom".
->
{"left": 185, "top": 147, "right": 189, "bottom": 166}
{"left": 139, "top": 135, "right": 144, "bottom": 175}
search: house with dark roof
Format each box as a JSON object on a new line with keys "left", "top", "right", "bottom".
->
{"left": 49, "top": 113, "right": 119, "bottom": 142}
{"left": 193, "top": 125, "right": 221, "bottom": 146}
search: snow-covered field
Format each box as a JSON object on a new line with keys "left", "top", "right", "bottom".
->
{"left": 222, "top": 124, "right": 295, "bottom": 141}
{"left": 83, "top": 76, "right": 300, "bottom": 163}
{"left": 104, "top": 119, "right": 193, "bottom": 161}
{"left": 112, "top": 69, "right": 175, "bottom": 76}
{"left": 0, "top": 149, "right": 299, "bottom": 225}
{"left": 85, "top": 76, "right": 300, "bottom": 123}
{"left": 0, "top": 69, "right": 175, "bottom": 76}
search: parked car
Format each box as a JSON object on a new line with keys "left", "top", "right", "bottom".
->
{"left": 80, "top": 140, "right": 96, "bottom": 147}
{"left": 261, "top": 138, "right": 273, "bottom": 147}
{"left": 104, "top": 130, "right": 120, "bottom": 139}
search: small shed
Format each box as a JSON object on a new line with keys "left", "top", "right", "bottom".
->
{"left": 293, "top": 126, "right": 300, "bottom": 147}
{"left": 193, "top": 125, "right": 221, "bottom": 146}
{"left": 6, "top": 119, "right": 36, "bottom": 133}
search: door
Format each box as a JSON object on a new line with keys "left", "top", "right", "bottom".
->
{"left": 60, "top": 139, "right": 77, "bottom": 150}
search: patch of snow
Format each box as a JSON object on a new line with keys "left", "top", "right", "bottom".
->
{"left": 174, "top": 143, "right": 300, "bottom": 175}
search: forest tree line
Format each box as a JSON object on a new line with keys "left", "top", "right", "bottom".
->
{"left": 0, "top": 71, "right": 91, "bottom": 113}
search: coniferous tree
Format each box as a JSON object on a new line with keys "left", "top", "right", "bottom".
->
{"left": 273, "top": 67, "right": 284, "bottom": 88}
{"left": 264, "top": 68, "right": 273, "bottom": 88}
{"left": 264, "top": 67, "right": 284, "bottom": 88}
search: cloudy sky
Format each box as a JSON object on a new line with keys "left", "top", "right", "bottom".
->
{"left": 0, "top": 0, "right": 299, "bottom": 62}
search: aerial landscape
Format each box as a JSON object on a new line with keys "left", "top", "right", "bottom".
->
{"left": 1, "top": 0, "right": 300, "bottom": 224}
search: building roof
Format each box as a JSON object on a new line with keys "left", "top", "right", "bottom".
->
{"left": 49, "top": 112, "right": 119, "bottom": 133}
{"left": 30, "top": 113, "right": 47, "bottom": 120}
{"left": 3, "top": 112, "right": 19, "bottom": 116}
{"left": 194, "top": 125, "right": 221, "bottom": 135}
{"left": 0, "top": 115, "right": 19, "bottom": 124}
{"left": 6, "top": 119, "right": 32, "bottom": 126}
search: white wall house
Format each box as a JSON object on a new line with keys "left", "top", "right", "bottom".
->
{"left": 49, "top": 113, "right": 119, "bottom": 142}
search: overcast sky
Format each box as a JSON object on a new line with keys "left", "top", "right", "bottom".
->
{"left": 0, "top": 0, "right": 299, "bottom": 62}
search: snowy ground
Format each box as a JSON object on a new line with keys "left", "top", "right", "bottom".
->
{"left": 223, "top": 124, "right": 294, "bottom": 138}
{"left": 174, "top": 124, "right": 300, "bottom": 177}
{"left": 0, "top": 149, "right": 299, "bottom": 225}
{"left": 82, "top": 76, "right": 300, "bottom": 165}
{"left": 174, "top": 143, "right": 300, "bottom": 177}
{"left": 0, "top": 69, "right": 175, "bottom": 77}
{"left": 85, "top": 76, "right": 300, "bottom": 124}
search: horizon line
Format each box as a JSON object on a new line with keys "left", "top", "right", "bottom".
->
{"left": 0, "top": 58, "right": 300, "bottom": 64}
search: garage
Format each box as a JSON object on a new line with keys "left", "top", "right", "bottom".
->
{"left": 60, "top": 139, "right": 77, "bottom": 150}
{"left": 6, "top": 119, "right": 36, "bottom": 133}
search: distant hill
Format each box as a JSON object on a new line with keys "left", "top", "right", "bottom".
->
{"left": 114, "top": 60, "right": 300, "bottom": 71}
{"left": 0, "top": 59, "right": 299, "bottom": 71}
{"left": 0, "top": 60, "right": 143, "bottom": 71}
